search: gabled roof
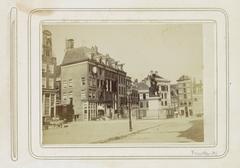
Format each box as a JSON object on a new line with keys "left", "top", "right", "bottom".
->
{"left": 177, "top": 75, "right": 191, "bottom": 82}
{"left": 61, "top": 47, "right": 92, "bottom": 66}
{"left": 136, "top": 82, "right": 149, "bottom": 90}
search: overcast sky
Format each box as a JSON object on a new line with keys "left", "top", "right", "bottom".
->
{"left": 43, "top": 23, "right": 203, "bottom": 83}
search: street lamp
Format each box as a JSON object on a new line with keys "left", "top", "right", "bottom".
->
{"left": 127, "top": 90, "right": 133, "bottom": 132}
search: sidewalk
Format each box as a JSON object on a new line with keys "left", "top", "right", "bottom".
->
{"left": 43, "top": 118, "right": 194, "bottom": 144}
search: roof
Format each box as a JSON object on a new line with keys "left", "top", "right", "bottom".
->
{"left": 136, "top": 82, "right": 149, "bottom": 90}
{"left": 177, "top": 75, "right": 191, "bottom": 82}
{"left": 61, "top": 47, "right": 92, "bottom": 65}
{"left": 155, "top": 74, "right": 164, "bottom": 79}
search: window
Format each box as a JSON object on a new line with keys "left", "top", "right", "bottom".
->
{"left": 92, "top": 93, "right": 96, "bottom": 99}
{"left": 81, "top": 77, "right": 86, "bottom": 86}
{"left": 140, "top": 102, "right": 143, "bottom": 108}
{"left": 164, "top": 93, "right": 167, "bottom": 99}
{"left": 184, "top": 94, "right": 187, "bottom": 99}
{"left": 146, "top": 101, "right": 149, "bottom": 108}
{"left": 63, "top": 80, "right": 67, "bottom": 88}
{"left": 97, "top": 79, "right": 100, "bottom": 88}
{"left": 81, "top": 90, "right": 86, "bottom": 99}
{"left": 42, "top": 64, "right": 47, "bottom": 73}
{"left": 189, "top": 102, "right": 192, "bottom": 106}
{"left": 48, "top": 64, "right": 54, "bottom": 74}
{"left": 42, "top": 77, "right": 46, "bottom": 88}
{"left": 143, "top": 93, "right": 146, "bottom": 100}
{"left": 49, "top": 78, "right": 54, "bottom": 89}
{"left": 106, "top": 80, "right": 109, "bottom": 91}
{"left": 63, "top": 93, "right": 67, "bottom": 101}
{"left": 161, "top": 101, "right": 164, "bottom": 106}
{"left": 165, "top": 101, "right": 167, "bottom": 106}
{"left": 109, "top": 80, "right": 112, "bottom": 92}
{"left": 69, "top": 79, "right": 73, "bottom": 87}
{"left": 89, "top": 78, "right": 92, "bottom": 86}
{"left": 88, "top": 91, "right": 92, "bottom": 98}
{"left": 139, "top": 94, "right": 143, "bottom": 100}
{"left": 146, "top": 93, "right": 149, "bottom": 99}
{"left": 68, "top": 91, "right": 73, "bottom": 98}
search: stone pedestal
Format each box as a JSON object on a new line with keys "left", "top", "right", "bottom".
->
{"left": 145, "top": 97, "right": 167, "bottom": 119}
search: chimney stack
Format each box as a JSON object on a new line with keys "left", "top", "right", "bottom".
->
{"left": 66, "top": 39, "right": 74, "bottom": 50}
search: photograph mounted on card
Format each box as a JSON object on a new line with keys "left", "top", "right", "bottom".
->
{"left": 28, "top": 8, "right": 228, "bottom": 159}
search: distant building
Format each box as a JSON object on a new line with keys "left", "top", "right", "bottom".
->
{"left": 145, "top": 72, "right": 173, "bottom": 118}
{"left": 170, "top": 84, "right": 179, "bottom": 117}
{"left": 55, "top": 65, "right": 61, "bottom": 105}
{"left": 136, "top": 82, "right": 149, "bottom": 118}
{"left": 126, "top": 76, "right": 139, "bottom": 119}
{"left": 42, "top": 30, "right": 57, "bottom": 123}
{"left": 192, "top": 79, "right": 203, "bottom": 117}
{"left": 176, "top": 75, "right": 193, "bottom": 117}
{"left": 61, "top": 39, "right": 127, "bottom": 120}
{"left": 137, "top": 71, "right": 173, "bottom": 119}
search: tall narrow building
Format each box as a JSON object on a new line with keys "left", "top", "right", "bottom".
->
{"left": 42, "top": 30, "right": 57, "bottom": 123}
{"left": 176, "top": 75, "right": 193, "bottom": 117}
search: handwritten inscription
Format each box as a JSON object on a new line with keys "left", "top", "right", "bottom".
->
{"left": 191, "top": 150, "right": 217, "bottom": 157}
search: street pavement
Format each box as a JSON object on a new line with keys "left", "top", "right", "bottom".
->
{"left": 43, "top": 117, "right": 203, "bottom": 144}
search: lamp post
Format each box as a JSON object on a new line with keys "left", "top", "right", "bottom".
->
{"left": 127, "top": 90, "right": 133, "bottom": 132}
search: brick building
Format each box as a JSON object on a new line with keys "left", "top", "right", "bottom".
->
{"left": 61, "top": 40, "right": 128, "bottom": 120}
{"left": 42, "top": 30, "right": 57, "bottom": 123}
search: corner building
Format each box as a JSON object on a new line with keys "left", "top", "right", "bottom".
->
{"left": 61, "top": 40, "right": 127, "bottom": 121}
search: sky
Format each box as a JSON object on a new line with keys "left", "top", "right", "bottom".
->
{"left": 43, "top": 23, "right": 203, "bottom": 83}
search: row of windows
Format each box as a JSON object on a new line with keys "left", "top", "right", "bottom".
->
{"left": 42, "top": 77, "right": 54, "bottom": 89}
{"left": 160, "top": 93, "right": 168, "bottom": 99}
{"left": 119, "top": 86, "right": 126, "bottom": 95}
{"left": 63, "top": 79, "right": 73, "bottom": 88}
{"left": 140, "top": 101, "right": 149, "bottom": 108}
{"left": 179, "top": 94, "right": 191, "bottom": 99}
{"left": 42, "top": 64, "right": 54, "bottom": 74}
{"left": 160, "top": 85, "right": 168, "bottom": 91}
{"left": 161, "top": 101, "right": 168, "bottom": 106}
{"left": 139, "top": 93, "right": 149, "bottom": 100}
{"left": 178, "top": 82, "right": 192, "bottom": 88}
{"left": 180, "top": 101, "right": 192, "bottom": 106}
{"left": 62, "top": 91, "right": 73, "bottom": 101}
{"left": 118, "top": 76, "right": 126, "bottom": 85}
{"left": 178, "top": 88, "right": 191, "bottom": 94}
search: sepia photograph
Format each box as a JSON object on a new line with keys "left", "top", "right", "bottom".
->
{"left": 41, "top": 23, "right": 204, "bottom": 145}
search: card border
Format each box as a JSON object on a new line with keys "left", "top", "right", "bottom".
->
{"left": 27, "top": 8, "right": 229, "bottom": 160}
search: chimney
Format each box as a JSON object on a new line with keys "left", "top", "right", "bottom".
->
{"left": 66, "top": 39, "right": 74, "bottom": 50}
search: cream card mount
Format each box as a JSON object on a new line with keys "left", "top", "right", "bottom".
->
{"left": 26, "top": 8, "right": 229, "bottom": 159}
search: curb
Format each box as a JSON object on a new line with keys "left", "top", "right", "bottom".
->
{"left": 91, "top": 122, "right": 163, "bottom": 143}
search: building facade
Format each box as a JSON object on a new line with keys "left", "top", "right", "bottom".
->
{"left": 170, "top": 84, "right": 179, "bottom": 117}
{"left": 142, "top": 72, "right": 173, "bottom": 119}
{"left": 176, "top": 75, "right": 193, "bottom": 117}
{"left": 126, "top": 76, "right": 139, "bottom": 119}
{"left": 192, "top": 79, "right": 203, "bottom": 117}
{"left": 42, "top": 30, "right": 57, "bottom": 123}
{"left": 61, "top": 40, "right": 128, "bottom": 121}
{"left": 137, "top": 82, "right": 149, "bottom": 118}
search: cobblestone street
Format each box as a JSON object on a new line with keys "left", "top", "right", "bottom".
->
{"left": 43, "top": 117, "right": 203, "bottom": 144}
